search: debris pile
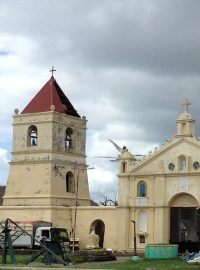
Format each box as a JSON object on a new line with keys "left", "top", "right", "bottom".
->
{"left": 182, "top": 250, "right": 200, "bottom": 264}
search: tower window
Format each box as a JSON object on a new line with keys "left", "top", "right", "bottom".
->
{"left": 65, "top": 128, "right": 73, "bottom": 149}
{"left": 181, "top": 123, "right": 186, "bottom": 134}
{"left": 121, "top": 162, "right": 127, "bottom": 173}
{"left": 137, "top": 181, "right": 147, "bottom": 197}
{"left": 66, "top": 171, "right": 75, "bottom": 193}
{"left": 28, "top": 125, "right": 38, "bottom": 146}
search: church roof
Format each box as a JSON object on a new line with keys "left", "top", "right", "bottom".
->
{"left": 21, "top": 76, "right": 80, "bottom": 117}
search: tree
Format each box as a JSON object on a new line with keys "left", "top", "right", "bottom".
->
{"left": 92, "top": 190, "right": 118, "bottom": 206}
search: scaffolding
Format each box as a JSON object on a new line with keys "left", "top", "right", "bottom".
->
{"left": 0, "top": 218, "right": 69, "bottom": 266}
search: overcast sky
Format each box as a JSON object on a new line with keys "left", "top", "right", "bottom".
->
{"left": 1, "top": 0, "right": 200, "bottom": 202}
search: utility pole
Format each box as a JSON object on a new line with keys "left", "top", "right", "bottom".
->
{"left": 131, "top": 220, "right": 137, "bottom": 256}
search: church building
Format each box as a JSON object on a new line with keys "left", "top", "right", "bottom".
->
{"left": 117, "top": 99, "right": 200, "bottom": 252}
{"left": 1, "top": 74, "right": 200, "bottom": 253}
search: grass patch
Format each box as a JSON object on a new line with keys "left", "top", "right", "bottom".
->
{"left": 0, "top": 254, "right": 31, "bottom": 265}
{"left": 76, "top": 258, "right": 200, "bottom": 269}
{"left": 1, "top": 254, "right": 200, "bottom": 270}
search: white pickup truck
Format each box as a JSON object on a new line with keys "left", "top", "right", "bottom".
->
{"left": 5, "top": 221, "right": 69, "bottom": 249}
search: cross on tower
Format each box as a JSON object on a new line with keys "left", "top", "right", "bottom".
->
{"left": 50, "top": 66, "right": 56, "bottom": 77}
{"left": 182, "top": 98, "right": 191, "bottom": 113}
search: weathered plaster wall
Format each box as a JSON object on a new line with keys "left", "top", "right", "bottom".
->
{"left": 71, "top": 206, "right": 118, "bottom": 250}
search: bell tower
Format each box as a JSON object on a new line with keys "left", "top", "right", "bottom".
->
{"left": 3, "top": 74, "right": 91, "bottom": 209}
{"left": 176, "top": 98, "right": 196, "bottom": 138}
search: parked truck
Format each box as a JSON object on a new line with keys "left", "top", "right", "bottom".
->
{"left": 1, "top": 220, "right": 69, "bottom": 249}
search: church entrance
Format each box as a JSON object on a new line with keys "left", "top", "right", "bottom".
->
{"left": 170, "top": 207, "right": 200, "bottom": 252}
{"left": 169, "top": 193, "right": 200, "bottom": 252}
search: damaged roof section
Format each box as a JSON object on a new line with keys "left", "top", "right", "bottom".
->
{"left": 21, "top": 76, "right": 80, "bottom": 117}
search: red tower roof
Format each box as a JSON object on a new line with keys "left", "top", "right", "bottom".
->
{"left": 21, "top": 76, "right": 80, "bottom": 117}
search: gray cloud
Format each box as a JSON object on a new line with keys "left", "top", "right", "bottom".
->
{"left": 1, "top": 1, "right": 200, "bottom": 75}
{"left": 1, "top": 0, "right": 200, "bottom": 200}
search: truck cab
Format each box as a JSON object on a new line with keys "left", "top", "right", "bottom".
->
{"left": 35, "top": 227, "right": 69, "bottom": 248}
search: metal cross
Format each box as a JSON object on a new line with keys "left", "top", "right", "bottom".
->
{"left": 50, "top": 66, "right": 56, "bottom": 77}
{"left": 182, "top": 98, "right": 191, "bottom": 113}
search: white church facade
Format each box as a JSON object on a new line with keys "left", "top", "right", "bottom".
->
{"left": 1, "top": 75, "right": 200, "bottom": 253}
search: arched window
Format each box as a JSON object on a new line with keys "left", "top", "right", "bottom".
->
{"left": 137, "top": 181, "right": 147, "bottom": 197}
{"left": 179, "top": 155, "right": 186, "bottom": 171}
{"left": 66, "top": 171, "right": 75, "bottom": 193}
{"left": 65, "top": 128, "right": 73, "bottom": 149}
{"left": 27, "top": 125, "right": 38, "bottom": 146}
{"left": 138, "top": 210, "right": 148, "bottom": 233}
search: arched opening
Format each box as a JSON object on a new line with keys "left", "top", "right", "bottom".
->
{"left": 65, "top": 128, "right": 73, "bottom": 149}
{"left": 27, "top": 125, "right": 38, "bottom": 146}
{"left": 89, "top": 219, "right": 105, "bottom": 248}
{"left": 137, "top": 181, "right": 147, "bottom": 197}
{"left": 169, "top": 193, "right": 200, "bottom": 252}
{"left": 66, "top": 172, "right": 75, "bottom": 193}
